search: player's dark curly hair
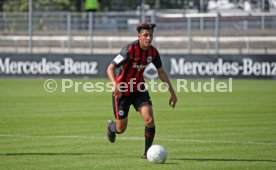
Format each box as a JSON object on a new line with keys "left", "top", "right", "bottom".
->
{"left": 137, "top": 23, "right": 156, "bottom": 33}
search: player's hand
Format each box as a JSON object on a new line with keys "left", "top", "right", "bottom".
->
{"left": 112, "top": 84, "right": 122, "bottom": 97}
{"left": 169, "top": 94, "right": 177, "bottom": 109}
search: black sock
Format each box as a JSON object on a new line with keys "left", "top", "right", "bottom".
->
{"left": 144, "top": 126, "right": 155, "bottom": 156}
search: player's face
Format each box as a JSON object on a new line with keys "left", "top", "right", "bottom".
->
{"left": 138, "top": 29, "right": 153, "bottom": 50}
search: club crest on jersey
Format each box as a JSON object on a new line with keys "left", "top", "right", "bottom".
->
{"left": 147, "top": 56, "right": 152, "bottom": 63}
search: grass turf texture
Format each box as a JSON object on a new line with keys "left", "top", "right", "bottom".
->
{"left": 0, "top": 78, "right": 276, "bottom": 170}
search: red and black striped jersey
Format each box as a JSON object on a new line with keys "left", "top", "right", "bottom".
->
{"left": 111, "top": 40, "right": 162, "bottom": 95}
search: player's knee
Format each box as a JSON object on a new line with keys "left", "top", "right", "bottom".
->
{"left": 145, "top": 117, "right": 155, "bottom": 127}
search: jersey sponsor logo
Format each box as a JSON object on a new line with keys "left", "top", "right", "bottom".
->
{"left": 133, "top": 63, "right": 146, "bottom": 70}
{"left": 113, "top": 54, "right": 124, "bottom": 64}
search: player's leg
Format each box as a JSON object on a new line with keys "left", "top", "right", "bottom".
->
{"left": 107, "top": 118, "right": 128, "bottom": 142}
{"left": 107, "top": 94, "right": 131, "bottom": 143}
{"left": 133, "top": 91, "right": 155, "bottom": 158}
{"left": 139, "top": 104, "right": 155, "bottom": 158}
{"left": 115, "top": 118, "right": 128, "bottom": 134}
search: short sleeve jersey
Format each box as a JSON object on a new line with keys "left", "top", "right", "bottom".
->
{"left": 111, "top": 40, "right": 162, "bottom": 95}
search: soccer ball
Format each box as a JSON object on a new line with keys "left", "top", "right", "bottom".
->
{"left": 147, "top": 145, "right": 167, "bottom": 164}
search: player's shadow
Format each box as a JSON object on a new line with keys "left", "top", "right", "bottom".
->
{"left": 169, "top": 157, "right": 276, "bottom": 163}
{"left": 0, "top": 152, "right": 122, "bottom": 156}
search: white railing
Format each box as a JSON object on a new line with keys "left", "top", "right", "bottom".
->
{"left": 1, "top": 35, "right": 276, "bottom": 54}
{"left": 0, "top": 11, "right": 276, "bottom": 54}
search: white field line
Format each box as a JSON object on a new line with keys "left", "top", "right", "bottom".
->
{"left": 0, "top": 134, "right": 275, "bottom": 146}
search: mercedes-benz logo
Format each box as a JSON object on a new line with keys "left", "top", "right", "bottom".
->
{"left": 143, "top": 63, "right": 158, "bottom": 79}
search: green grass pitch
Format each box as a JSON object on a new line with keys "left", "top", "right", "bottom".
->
{"left": 0, "top": 78, "right": 276, "bottom": 170}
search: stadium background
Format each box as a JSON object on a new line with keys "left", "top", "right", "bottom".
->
{"left": 0, "top": 0, "right": 276, "bottom": 169}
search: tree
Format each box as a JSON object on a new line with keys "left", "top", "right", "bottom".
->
{"left": 2, "top": 0, "right": 76, "bottom": 12}
{"left": 0, "top": 0, "right": 5, "bottom": 12}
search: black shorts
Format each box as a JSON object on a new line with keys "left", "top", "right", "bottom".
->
{"left": 112, "top": 91, "right": 152, "bottom": 120}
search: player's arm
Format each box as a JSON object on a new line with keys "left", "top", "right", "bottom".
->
{"left": 152, "top": 50, "right": 177, "bottom": 108}
{"left": 107, "top": 46, "right": 129, "bottom": 96}
{"left": 107, "top": 63, "right": 119, "bottom": 96}
{"left": 157, "top": 67, "right": 177, "bottom": 108}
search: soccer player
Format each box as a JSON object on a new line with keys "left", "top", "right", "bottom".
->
{"left": 106, "top": 22, "right": 177, "bottom": 159}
